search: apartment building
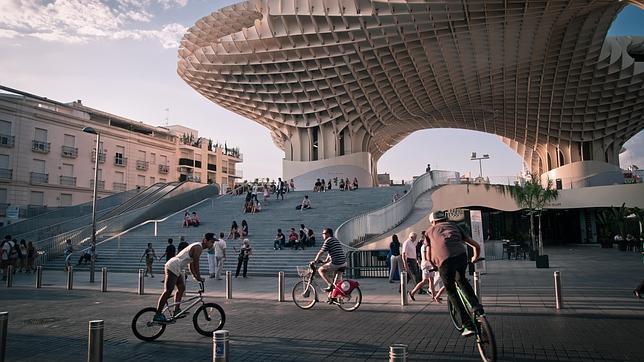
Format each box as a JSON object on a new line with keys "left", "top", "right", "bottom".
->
{"left": 0, "top": 86, "right": 242, "bottom": 222}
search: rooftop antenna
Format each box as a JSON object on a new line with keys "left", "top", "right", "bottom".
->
{"left": 164, "top": 108, "right": 170, "bottom": 126}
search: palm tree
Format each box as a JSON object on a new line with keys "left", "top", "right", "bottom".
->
{"left": 511, "top": 174, "right": 559, "bottom": 256}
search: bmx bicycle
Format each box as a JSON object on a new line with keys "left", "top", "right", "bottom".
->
{"left": 445, "top": 258, "right": 497, "bottom": 362}
{"left": 131, "top": 281, "right": 225, "bottom": 341}
{"left": 292, "top": 261, "right": 362, "bottom": 311}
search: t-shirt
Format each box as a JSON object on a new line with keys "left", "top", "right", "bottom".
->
{"left": 214, "top": 239, "right": 226, "bottom": 258}
{"left": 1, "top": 242, "right": 10, "bottom": 261}
{"left": 427, "top": 221, "right": 468, "bottom": 267}
{"left": 389, "top": 240, "right": 401, "bottom": 256}
{"left": 402, "top": 238, "right": 418, "bottom": 260}
{"left": 320, "top": 237, "right": 346, "bottom": 265}
{"left": 165, "top": 244, "right": 176, "bottom": 261}
{"left": 302, "top": 198, "right": 311, "bottom": 208}
{"left": 144, "top": 248, "right": 155, "bottom": 262}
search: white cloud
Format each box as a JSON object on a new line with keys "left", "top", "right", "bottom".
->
{"left": 0, "top": 0, "right": 187, "bottom": 48}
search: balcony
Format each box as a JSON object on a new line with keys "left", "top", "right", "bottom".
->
{"left": 91, "top": 150, "right": 106, "bottom": 163}
{"left": 158, "top": 164, "right": 169, "bottom": 174}
{"left": 136, "top": 160, "right": 149, "bottom": 171}
{"left": 59, "top": 175, "right": 77, "bottom": 187}
{"left": 30, "top": 172, "right": 49, "bottom": 184}
{"left": 0, "top": 168, "right": 12, "bottom": 181}
{"left": 114, "top": 156, "right": 127, "bottom": 167}
{"left": 61, "top": 145, "right": 78, "bottom": 158}
{"left": 0, "top": 134, "right": 15, "bottom": 148}
{"left": 177, "top": 166, "right": 192, "bottom": 173}
{"left": 32, "top": 140, "right": 50, "bottom": 154}
{"left": 186, "top": 175, "right": 201, "bottom": 182}
{"left": 89, "top": 179, "right": 105, "bottom": 190}
{"left": 112, "top": 182, "right": 127, "bottom": 192}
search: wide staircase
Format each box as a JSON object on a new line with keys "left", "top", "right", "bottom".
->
{"left": 45, "top": 187, "right": 407, "bottom": 276}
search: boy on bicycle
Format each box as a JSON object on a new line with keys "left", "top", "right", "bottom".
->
{"left": 154, "top": 232, "right": 216, "bottom": 323}
{"left": 426, "top": 210, "right": 483, "bottom": 337}
{"left": 311, "top": 227, "right": 346, "bottom": 292}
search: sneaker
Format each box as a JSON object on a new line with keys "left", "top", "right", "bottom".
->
{"left": 461, "top": 327, "right": 475, "bottom": 337}
{"left": 407, "top": 291, "right": 416, "bottom": 301}
{"left": 635, "top": 290, "right": 641, "bottom": 299}
{"left": 153, "top": 313, "right": 169, "bottom": 324}
{"left": 323, "top": 285, "right": 333, "bottom": 292}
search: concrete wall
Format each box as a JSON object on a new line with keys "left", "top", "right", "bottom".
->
{"left": 540, "top": 160, "right": 625, "bottom": 189}
{"left": 283, "top": 152, "right": 372, "bottom": 190}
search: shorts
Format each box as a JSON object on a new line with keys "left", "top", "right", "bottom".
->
{"left": 421, "top": 261, "right": 435, "bottom": 279}
{"left": 321, "top": 261, "right": 347, "bottom": 272}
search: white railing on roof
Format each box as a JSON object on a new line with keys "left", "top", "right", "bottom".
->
{"left": 337, "top": 170, "right": 459, "bottom": 249}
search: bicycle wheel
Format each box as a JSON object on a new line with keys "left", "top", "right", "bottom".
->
{"left": 447, "top": 299, "right": 464, "bottom": 331}
{"left": 336, "top": 286, "right": 362, "bottom": 312}
{"left": 132, "top": 307, "right": 166, "bottom": 341}
{"left": 292, "top": 281, "right": 317, "bottom": 309}
{"left": 476, "top": 316, "right": 497, "bottom": 362}
{"left": 193, "top": 303, "right": 226, "bottom": 337}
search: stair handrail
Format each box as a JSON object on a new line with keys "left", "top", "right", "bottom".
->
{"left": 336, "top": 170, "right": 459, "bottom": 249}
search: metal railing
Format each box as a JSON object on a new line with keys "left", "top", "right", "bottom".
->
{"left": 0, "top": 189, "right": 139, "bottom": 237}
{"left": 91, "top": 150, "right": 106, "bottom": 163}
{"left": 158, "top": 164, "right": 169, "bottom": 174}
{"left": 112, "top": 182, "right": 127, "bottom": 192}
{"left": 0, "top": 134, "right": 15, "bottom": 147}
{"left": 136, "top": 160, "right": 149, "bottom": 171}
{"left": 32, "top": 140, "right": 50, "bottom": 153}
{"left": 61, "top": 145, "right": 78, "bottom": 158}
{"left": 59, "top": 175, "right": 77, "bottom": 186}
{"left": 30, "top": 172, "right": 49, "bottom": 184}
{"left": 0, "top": 168, "right": 12, "bottom": 181}
{"left": 90, "top": 179, "right": 105, "bottom": 190}
{"left": 336, "top": 170, "right": 459, "bottom": 248}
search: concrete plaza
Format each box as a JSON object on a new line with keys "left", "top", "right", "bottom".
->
{"left": 1, "top": 246, "right": 643, "bottom": 361}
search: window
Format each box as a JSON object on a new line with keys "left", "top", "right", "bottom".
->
{"left": 33, "top": 159, "right": 45, "bottom": 174}
{"left": 137, "top": 175, "right": 145, "bottom": 187}
{"left": 0, "top": 188, "right": 6, "bottom": 204}
{"left": 34, "top": 128, "right": 47, "bottom": 142}
{"left": 115, "top": 171, "right": 124, "bottom": 183}
{"left": 63, "top": 134, "right": 75, "bottom": 147}
{"left": 0, "top": 121, "right": 10, "bottom": 134}
{"left": 60, "top": 193, "right": 72, "bottom": 207}
{"left": 150, "top": 176, "right": 155, "bottom": 184}
{"left": 159, "top": 178, "right": 166, "bottom": 183}
{"left": 30, "top": 191, "right": 44, "bottom": 206}
{"left": 160, "top": 155, "right": 168, "bottom": 165}
{"left": 0, "top": 155, "right": 9, "bottom": 169}
{"left": 138, "top": 150, "right": 146, "bottom": 161}
{"left": 62, "top": 164, "right": 73, "bottom": 177}
{"left": 150, "top": 152, "right": 156, "bottom": 165}
{"left": 116, "top": 145, "right": 125, "bottom": 157}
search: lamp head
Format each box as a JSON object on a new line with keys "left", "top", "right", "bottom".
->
{"left": 82, "top": 127, "right": 98, "bottom": 135}
{"left": 470, "top": 152, "right": 477, "bottom": 159}
{"left": 483, "top": 154, "right": 489, "bottom": 159}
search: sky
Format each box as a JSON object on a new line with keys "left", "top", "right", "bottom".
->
{"left": 0, "top": 1, "right": 642, "bottom": 182}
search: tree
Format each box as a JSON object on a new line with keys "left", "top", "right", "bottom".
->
{"left": 511, "top": 174, "right": 559, "bottom": 256}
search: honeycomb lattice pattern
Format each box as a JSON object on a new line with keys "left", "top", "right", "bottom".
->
{"left": 178, "top": 0, "right": 644, "bottom": 173}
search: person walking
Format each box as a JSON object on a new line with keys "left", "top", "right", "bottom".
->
{"left": 402, "top": 232, "right": 421, "bottom": 290}
{"left": 159, "top": 238, "right": 176, "bottom": 283}
{"left": 214, "top": 232, "right": 227, "bottom": 280}
{"left": 140, "top": 243, "right": 158, "bottom": 277}
{"left": 276, "top": 178, "right": 285, "bottom": 200}
{"left": 235, "top": 239, "right": 252, "bottom": 278}
{"left": 388, "top": 234, "right": 404, "bottom": 283}
{"left": 408, "top": 236, "right": 438, "bottom": 301}
{"left": 26, "top": 241, "right": 36, "bottom": 273}
{"left": 206, "top": 240, "right": 217, "bottom": 278}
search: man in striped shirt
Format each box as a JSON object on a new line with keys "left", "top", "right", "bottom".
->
{"left": 312, "top": 227, "right": 347, "bottom": 292}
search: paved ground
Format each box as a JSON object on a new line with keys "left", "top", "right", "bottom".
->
{"left": 1, "top": 246, "right": 643, "bottom": 361}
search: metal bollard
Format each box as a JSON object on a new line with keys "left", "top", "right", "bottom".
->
{"left": 87, "top": 320, "right": 104, "bottom": 362}
{"left": 473, "top": 272, "right": 481, "bottom": 298}
{"left": 36, "top": 266, "right": 43, "bottom": 288}
{"left": 5, "top": 266, "right": 12, "bottom": 288}
{"left": 389, "top": 343, "right": 408, "bottom": 362}
{"left": 138, "top": 269, "right": 144, "bottom": 295}
{"left": 277, "top": 271, "right": 285, "bottom": 302}
{"left": 554, "top": 271, "right": 563, "bottom": 309}
{"left": 400, "top": 271, "right": 408, "bottom": 306}
{"left": 101, "top": 268, "right": 107, "bottom": 292}
{"left": 0, "top": 312, "right": 8, "bottom": 362}
{"left": 225, "top": 271, "right": 232, "bottom": 299}
{"left": 212, "top": 330, "right": 229, "bottom": 362}
{"left": 67, "top": 266, "right": 74, "bottom": 290}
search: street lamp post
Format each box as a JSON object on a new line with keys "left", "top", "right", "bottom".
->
{"left": 470, "top": 152, "right": 490, "bottom": 178}
{"left": 83, "top": 127, "right": 100, "bottom": 283}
